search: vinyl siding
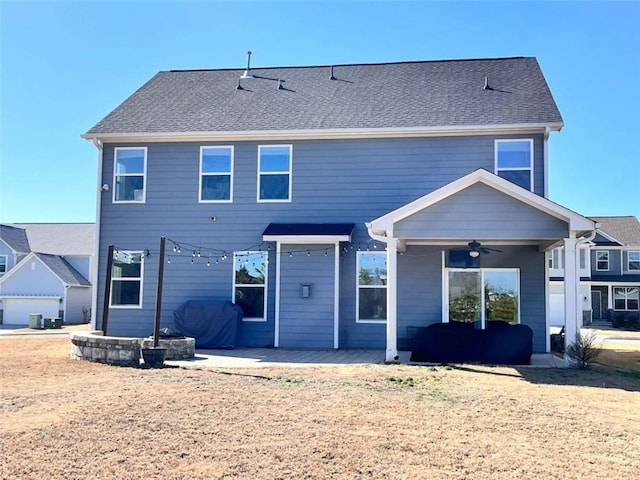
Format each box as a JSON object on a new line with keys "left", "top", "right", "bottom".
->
{"left": 0, "top": 257, "right": 64, "bottom": 296}
{"left": 65, "top": 286, "right": 92, "bottom": 324}
{"left": 96, "top": 134, "right": 550, "bottom": 347}
{"left": 591, "top": 249, "right": 622, "bottom": 276}
{"left": 278, "top": 244, "right": 335, "bottom": 348}
{"left": 394, "top": 183, "right": 568, "bottom": 240}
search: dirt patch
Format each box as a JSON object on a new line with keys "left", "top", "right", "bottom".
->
{"left": 1, "top": 337, "right": 639, "bottom": 479}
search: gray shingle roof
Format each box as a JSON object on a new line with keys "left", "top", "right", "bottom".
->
{"left": 35, "top": 253, "right": 91, "bottom": 286}
{"left": 85, "top": 57, "right": 563, "bottom": 135}
{"left": 0, "top": 225, "right": 30, "bottom": 253}
{"left": 10, "top": 223, "right": 95, "bottom": 256}
{"left": 591, "top": 216, "right": 640, "bottom": 246}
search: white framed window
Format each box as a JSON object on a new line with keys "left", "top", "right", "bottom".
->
{"left": 356, "top": 251, "right": 387, "bottom": 323}
{"left": 613, "top": 287, "right": 639, "bottom": 311}
{"left": 495, "top": 139, "right": 534, "bottom": 191}
{"left": 258, "top": 145, "right": 292, "bottom": 202}
{"left": 113, "top": 147, "right": 147, "bottom": 203}
{"left": 200, "top": 146, "right": 233, "bottom": 202}
{"left": 628, "top": 251, "right": 640, "bottom": 271}
{"left": 595, "top": 251, "right": 610, "bottom": 271}
{"left": 0, "top": 255, "right": 7, "bottom": 276}
{"left": 548, "top": 248, "right": 565, "bottom": 270}
{"left": 446, "top": 268, "right": 520, "bottom": 328}
{"left": 110, "top": 251, "right": 144, "bottom": 308}
{"left": 580, "top": 248, "right": 587, "bottom": 270}
{"left": 233, "top": 251, "right": 267, "bottom": 321}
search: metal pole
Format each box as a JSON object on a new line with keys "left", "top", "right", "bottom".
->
{"left": 101, "top": 245, "right": 114, "bottom": 335}
{"left": 153, "top": 236, "right": 166, "bottom": 348}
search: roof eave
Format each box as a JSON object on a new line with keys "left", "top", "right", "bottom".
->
{"left": 81, "top": 122, "right": 564, "bottom": 144}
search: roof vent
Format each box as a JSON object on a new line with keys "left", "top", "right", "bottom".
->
{"left": 236, "top": 78, "right": 244, "bottom": 90}
{"left": 329, "top": 65, "right": 336, "bottom": 80}
{"left": 483, "top": 76, "right": 491, "bottom": 90}
{"left": 241, "top": 51, "right": 253, "bottom": 79}
{"left": 277, "top": 79, "right": 284, "bottom": 90}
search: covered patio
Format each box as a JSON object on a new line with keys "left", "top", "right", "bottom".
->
{"left": 366, "top": 169, "right": 596, "bottom": 362}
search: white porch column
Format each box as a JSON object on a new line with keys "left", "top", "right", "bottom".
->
{"left": 563, "top": 237, "right": 580, "bottom": 351}
{"left": 386, "top": 239, "right": 399, "bottom": 362}
{"left": 607, "top": 285, "right": 613, "bottom": 310}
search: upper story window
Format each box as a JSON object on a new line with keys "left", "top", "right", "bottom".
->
{"left": 200, "top": 146, "right": 233, "bottom": 202}
{"left": 495, "top": 139, "right": 533, "bottom": 191}
{"left": 233, "top": 252, "right": 267, "bottom": 321}
{"left": 595, "top": 251, "right": 609, "bottom": 271}
{"left": 110, "top": 251, "right": 144, "bottom": 308}
{"left": 258, "top": 145, "right": 292, "bottom": 202}
{"left": 357, "top": 252, "right": 387, "bottom": 323}
{"left": 628, "top": 251, "right": 640, "bottom": 271}
{"left": 0, "top": 255, "right": 7, "bottom": 276}
{"left": 114, "top": 147, "right": 147, "bottom": 203}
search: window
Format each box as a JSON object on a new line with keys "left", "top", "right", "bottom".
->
{"left": 447, "top": 269, "right": 519, "bottom": 328}
{"left": 0, "top": 255, "right": 6, "bottom": 276}
{"left": 549, "top": 248, "right": 565, "bottom": 270}
{"left": 114, "top": 147, "right": 146, "bottom": 203}
{"left": 357, "top": 252, "right": 387, "bottom": 323}
{"left": 579, "top": 248, "right": 587, "bottom": 270}
{"left": 233, "top": 252, "right": 267, "bottom": 321}
{"left": 258, "top": 145, "right": 292, "bottom": 201}
{"left": 595, "top": 251, "right": 609, "bottom": 271}
{"left": 613, "top": 287, "right": 639, "bottom": 311}
{"left": 495, "top": 139, "right": 533, "bottom": 191}
{"left": 200, "top": 146, "right": 233, "bottom": 202}
{"left": 628, "top": 251, "right": 640, "bottom": 271}
{"left": 110, "top": 251, "right": 143, "bottom": 307}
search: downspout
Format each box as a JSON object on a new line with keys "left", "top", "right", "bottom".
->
{"left": 366, "top": 222, "right": 399, "bottom": 362}
{"left": 543, "top": 126, "right": 550, "bottom": 198}
{"left": 89, "top": 138, "right": 103, "bottom": 329}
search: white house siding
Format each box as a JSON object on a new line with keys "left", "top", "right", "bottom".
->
{"left": 65, "top": 286, "right": 92, "bottom": 324}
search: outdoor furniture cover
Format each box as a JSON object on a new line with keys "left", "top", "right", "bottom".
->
{"left": 173, "top": 300, "right": 243, "bottom": 348}
{"left": 410, "top": 321, "right": 533, "bottom": 365}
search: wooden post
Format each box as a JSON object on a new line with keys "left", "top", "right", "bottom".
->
{"left": 153, "top": 236, "right": 166, "bottom": 348}
{"left": 101, "top": 245, "right": 115, "bottom": 335}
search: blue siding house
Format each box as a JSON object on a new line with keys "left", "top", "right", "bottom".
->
{"left": 548, "top": 216, "right": 640, "bottom": 325}
{"left": 83, "top": 57, "right": 595, "bottom": 360}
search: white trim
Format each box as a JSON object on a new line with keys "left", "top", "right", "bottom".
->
{"left": 594, "top": 229, "right": 624, "bottom": 246}
{"left": 112, "top": 147, "right": 147, "bottom": 204}
{"left": 441, "top": 250, "right": 448, "bottom": 323}
{"left": 82, "top": 122, "right": 564, "bottom": 143}
{"left": 232, "top": 251, "right": 268, "bottom": 322}
{"left": 494, "top": 138, "right": 534, "bottom": 191}
{"left": 257, "top": 144, "right": 292, "bottom": 203}
{"left": 368, "top": 169, "right": 596, "bottom": 235}
{"left": 91, "top": 139, "right": 103, "bottom": 327}
{"left": 274, "top": 243, "right": 281, "bottom": 347}
{"left": 0, "top": 294, "right": 63, "bottom": 300}
{"left": 444, "top": 268, "right": 521, "bottom": 328}
{"left": 333, "top": 242, "right": 339, "bottom": 349}
{"left": 612, "top": 286, "right": 640, "bottom": 311}
{"left": 627, "top": 251, "right": 640, "bottom": 272}
{"left": 198, "top": 146, "right": 234, "bottom": 203}
{"left": 545, "top": 250, "right": 551, "bottom": 352}
{"left": 0, "top": 252, "right": 83, "bottom": 287}
{"left": 591, "top": 290, "right": 602, "bottom": 320}
{"left": 109, "top": 250, "right": 144, "bottom": 309}
{"left": 356, "top": 251, "right": 388, "bottom": 324}
{"left": 595, "top": 250, "right": 610, "bottom": 271}
{"left": 543, "top": 127, "right": 550, "bottom": 198}
{"left": 262, "top": 234, "right": 351, "bottom": 243}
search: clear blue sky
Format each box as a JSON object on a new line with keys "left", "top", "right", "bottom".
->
{"left": 1, "top": 0, "right": 638, "bottom": 223}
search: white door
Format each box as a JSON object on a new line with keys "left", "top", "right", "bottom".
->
{"left": 3, "top": 298, "right": 60, "bottom": 325}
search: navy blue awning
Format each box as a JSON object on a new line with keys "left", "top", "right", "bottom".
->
{"left": 262, "top": 223, "right": 355, "bottom": 242}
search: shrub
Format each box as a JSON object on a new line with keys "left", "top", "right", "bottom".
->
{"left": 565, "top": 331, "right": 602, "bottom": 369}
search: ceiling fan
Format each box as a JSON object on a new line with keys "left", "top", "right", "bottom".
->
{"left": 461, "top": 240, "right": 503, "bottom": 258}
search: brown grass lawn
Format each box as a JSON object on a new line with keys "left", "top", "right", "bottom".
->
{"left": 1, "top": 338, "right": 639, "bottom": 480}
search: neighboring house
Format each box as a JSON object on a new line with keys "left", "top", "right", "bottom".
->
{"left": 82, "top": 57, "right": 596, "bottom": 360}
{"left": 548, "top": 216, "right": 640, "bottom": 325}
{"left": 0, "top": 223, "right": 95, "bottom": 325}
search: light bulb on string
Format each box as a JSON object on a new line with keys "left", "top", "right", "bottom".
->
{"left": 167, "top": 256, "right": 171, "bottom": 264}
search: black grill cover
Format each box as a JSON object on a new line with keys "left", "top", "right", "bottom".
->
{"left": 173, "top": 300, "right": 242, "bottom": 348}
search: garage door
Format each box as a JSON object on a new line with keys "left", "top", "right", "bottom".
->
{"left": 3, "top": 298, "right": 60, "bottom": 325}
